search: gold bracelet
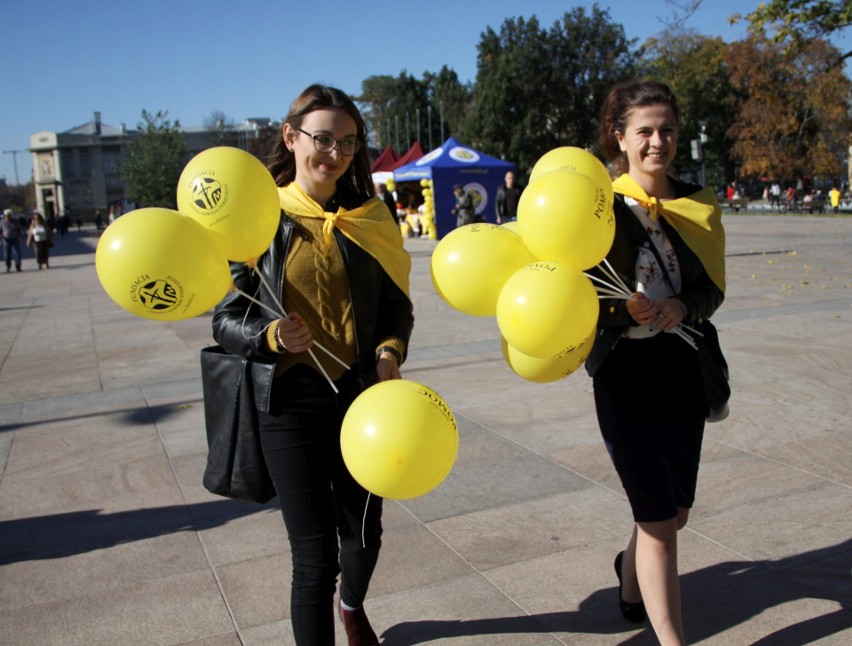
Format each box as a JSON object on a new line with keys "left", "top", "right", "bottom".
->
{"left": 274, "top": 322, "right": 287, "bottom": 353}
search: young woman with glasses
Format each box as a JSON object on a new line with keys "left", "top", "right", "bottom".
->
{"left": 212, "top": 84, "right": 414, "bottom": 646}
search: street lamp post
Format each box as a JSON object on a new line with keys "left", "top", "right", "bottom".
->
{"left": 2, "top": 149, "right": 24, "bottom": 185}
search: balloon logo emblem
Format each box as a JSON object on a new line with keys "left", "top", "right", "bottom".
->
{"left": 190, "top": 176, "right": 226, "bottom": 212}
{"left": 137, "top": 278, "right": 180, "bottom": 312}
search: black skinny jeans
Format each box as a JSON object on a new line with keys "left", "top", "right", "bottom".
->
{"left": 258, "top": 364, "right": 383, "bottom": 646}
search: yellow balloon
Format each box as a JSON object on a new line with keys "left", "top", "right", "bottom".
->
{"left": 501, "top": 327, "right": 595, "bottom": 382}
{"left": 95, "top": 208, "right": 232, "bottom": 321}
{"left": 176, "top": 146, "right": 280, "bottom": 262}
{"left": 501, "top": 220, "right": 520, "bottom": 233}
{"left": 517, "top": 170, "right": 614, "bottom": 270}
{"left": 496, "top": 260, "right": 598, "bottom": 358}
{"left": 341, "top": 380, "right": 458, "bottom": 499}
{"left": 529, "top": 146, "right": 614, "bottom": 208}
{"left": 386, "top": 179, "right": 396, "bottom": 190}
{"left": 431, "top": 223, "right": 536, "bottom": 316}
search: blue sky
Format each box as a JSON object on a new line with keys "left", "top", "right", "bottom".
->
{"left": 0, "top": 0, "right": 845, "bottom": 184}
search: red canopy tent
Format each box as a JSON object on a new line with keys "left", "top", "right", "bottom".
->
{"left": 370, "top": 146, "right": 399, "bottom": 173}
{"left": 390, "top": 141, "right": 425, "bottom": 169}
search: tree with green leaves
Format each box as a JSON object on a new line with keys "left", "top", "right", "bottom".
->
{"left": 358, "top": 68, "right": 470, "bottom": 152}
{"left": 640, "top": 31, "right": 738, "bottom": 189}
{"left": 358, "top": 72, "right": 430, "bottom": 151}
{"left": 464, "top": 5, "right": 637, "bottom": 178}
{"left": 423, "top": 66, "right": 473, "bottom": 148}
{"left": 732, "top": 0, "right": 852, "bottom": 67}
{"left": 120, "top": 110, "right": 188, "bottom": 208}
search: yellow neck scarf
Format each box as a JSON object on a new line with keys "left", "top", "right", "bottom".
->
{"left": 278, "top": 183, "right": 411, "bottom": 298}
{"left": 612, "top": 173, "right": 726, "bottom": 293}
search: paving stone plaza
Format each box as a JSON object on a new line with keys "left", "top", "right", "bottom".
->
{"left": 1, "top": 215, "right": 850, "bottom": 644}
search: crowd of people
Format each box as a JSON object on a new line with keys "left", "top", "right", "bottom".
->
{"left": 725, "top": 179, "right": 847, "bottom": 213}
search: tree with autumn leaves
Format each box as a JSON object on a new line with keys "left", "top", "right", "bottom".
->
{"left": 725, "top": 34, "right": 850, "bottom": 182}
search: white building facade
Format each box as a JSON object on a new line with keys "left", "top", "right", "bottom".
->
{"left": 29, "top": 113, "right": 275, "bottom": 221}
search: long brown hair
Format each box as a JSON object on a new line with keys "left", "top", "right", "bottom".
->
{"left": 598, "top": 80, "right": 679, "bottom": 176}
{"left": 267, "top": 84, "right": 373, "bottom": 206}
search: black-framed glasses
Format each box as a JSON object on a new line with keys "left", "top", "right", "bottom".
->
{"left": 296, "top": 127, "right": 361, "bottom": 156}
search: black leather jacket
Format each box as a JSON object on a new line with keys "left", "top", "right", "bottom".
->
{"left": 585, "top": 180, "right": 724, "bottom": 377}
{"left": 212, "top": 212, "right": 414, "bottom": 412}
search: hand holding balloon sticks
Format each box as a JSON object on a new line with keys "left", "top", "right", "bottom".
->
{"left": 584, "top": 258, "right": 702, "bottom": 349}
{"left": 230, "top": 267, "right": 350, "bottom": 394}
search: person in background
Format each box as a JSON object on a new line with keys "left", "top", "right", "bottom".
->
{"left": 495, "top": 170, "right": 522, "bottom": 224}
{"left": 2, "top": 209, "right": 23, "bottom": 273}
{"left": 395, "top": 201, "right": 407, "bottom": 226}
{"left": 212, "top": 84, "right": 413, "bottom": 646}
{"left": 27, "top": 213, "right": 52, "bottom": 269}
{"left": 785, "top": 185, "right": 797, "bottom": 210}
{"left": 770, "top": 181, "right": 782, "bottom": 207}
{"left": 404, "top": 196, "right": 421, "bottom": 237}
{"left": 829, "top": 185, "right": 841, "bottom": 214}
{"left": 588, "top": 80, "right": 725, "bottom": 646}
{"left": 375, "top": 182, "right": 397, "bottom": 218}
{"left": 451, "top": 184, "right": 476, "bottom": 228}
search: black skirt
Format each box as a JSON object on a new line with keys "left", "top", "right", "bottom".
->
{"left": 593, "top": 332, "right": 706, "bottom": 522}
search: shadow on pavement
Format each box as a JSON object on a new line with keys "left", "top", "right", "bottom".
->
{"left": 378, "top": 539, "right": 851, "bottom": 645}
{"left": 0, "top": 498, "right": 278, "bottom": 566}
{"left": 0, "top": 399, "right": 202, "bottom": 436}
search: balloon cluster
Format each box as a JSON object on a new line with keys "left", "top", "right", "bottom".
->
{"left": 95, "top": 147, "right": 280, "bottom": 321}
{"left": 95, "top": 148, "right": 458, "bottom": 500}
{"left": 431, "top": 147, "right": 615, "bottom": 382}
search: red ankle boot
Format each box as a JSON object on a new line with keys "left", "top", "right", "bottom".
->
{"left": 338, "top": 600, "right": 379, "bottom": 645}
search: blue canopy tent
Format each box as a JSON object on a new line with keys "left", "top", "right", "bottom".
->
{"left": 392, "top": 137, "right": 515, "bottom": 238}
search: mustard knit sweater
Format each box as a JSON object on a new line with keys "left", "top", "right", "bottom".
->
{"left": 264, "top": 217, "right": 405, "bottom": 380}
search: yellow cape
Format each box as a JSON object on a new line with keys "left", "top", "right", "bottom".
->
{"left": 278, "top": 183, "right": 411, "bottom": 298}
{"left": 612, "top": 174, "right": 726, "bottom": 293}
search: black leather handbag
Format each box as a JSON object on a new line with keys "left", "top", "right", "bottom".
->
{"left": 199, "top": 346, "right": 277, "bottom": 503}
{"left": 696, "top": 320, "right": 730, "bottom": 422}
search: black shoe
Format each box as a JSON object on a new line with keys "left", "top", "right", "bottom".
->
{"left": 615, "top": 551, "right": 646, "bottom": 623}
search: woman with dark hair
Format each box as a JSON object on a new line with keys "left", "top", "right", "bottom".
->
{"left": 587, "top": 80, "right": 725, "bottom": 645}
{"left": 27, "top": 213, "right": 52, "bottom": 269}
{"left": 213, "top": 84, "right": 414, "bottom": 645}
